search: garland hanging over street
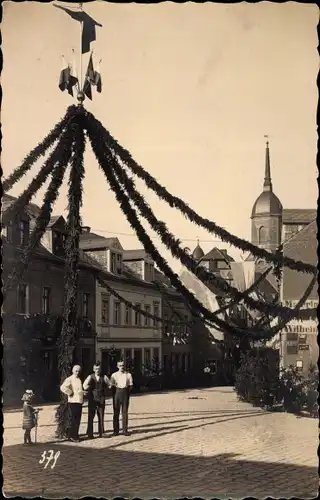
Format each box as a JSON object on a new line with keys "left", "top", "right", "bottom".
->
{"left": 85, "top": 113, "right": 317, "bottom": 322}
{"left": 86, "top": 110, "right": 316, "bottom": 276}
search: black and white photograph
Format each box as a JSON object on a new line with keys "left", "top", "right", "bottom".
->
{"left": 2, "top": 1, "right": 318, "bottom": 498}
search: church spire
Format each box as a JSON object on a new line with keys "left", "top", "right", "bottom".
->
{"left": 263, "top": 136, "right": 272, "bottom": 192}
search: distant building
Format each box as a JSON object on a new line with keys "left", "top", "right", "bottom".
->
{"left": 249, "top": 141, "right": 317, "bottom": 373}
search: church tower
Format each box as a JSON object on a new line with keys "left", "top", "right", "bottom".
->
{"left": 251, "top": 140, "right": 282, "bottom": 252}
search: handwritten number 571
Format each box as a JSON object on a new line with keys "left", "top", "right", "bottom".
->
{"left": 39, "top": 450, "right": 60, "bottom": 469}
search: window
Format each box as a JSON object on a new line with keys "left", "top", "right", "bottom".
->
{"left": 42, "top": 287, "right": 51, "bottom": 314}
{"left": 287, "top": 345, "right": 298, "bottom": 355}
{"left": 101, "top": 296, "right": 109, "bottom": 324}
{"left": 19, "top": 220, "right": 29, "bottom": 246}
{"left": 53, "top": 231, "right": 65, "bottom": 255}
{"left": 153, "top": 347, "right": 159, "bottom": 373}
{"left": 116, "top": 254, "right": 122, "bottom": 274}
{"left": 258, "top": 226, "right": 268, "bottom": 244}
{"left": 124, "top": 304, "right": 131, "bottom": 325}
{"left": 153, "top": 302, "right": 160, "bottom": 327}
{"left": 134, "top": 304, "right": 141, "bottom": 326}
{"left": 181, "top": 353, "right": 186, "bottom": 372}
{"left": 286, "top": 332, "right": 298, "bottom": 342}
{"left": 82, "top": 293, "right": 89, "bottom": 319}
{"left": 114, "top": 301, "right": 121, "bottom": 325}
{"left": 110, "top": 253, "right": 116, "bottom": 273}
{"left": 144, "top": 304, "right": 151, "bottom": 327}
{"left": 5, "top": 221, "right": 13, "bottom": 243}
{"left": 17, "top": 284, "right": 28, "bottom": 314}
{"left": 144, "top": 348, "right": 151, "bottom": 372}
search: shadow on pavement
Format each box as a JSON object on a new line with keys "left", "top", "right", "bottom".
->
{"left": 3, "top": 443, "right": 317, "bottom": 499}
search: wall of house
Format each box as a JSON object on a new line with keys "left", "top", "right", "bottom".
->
{"left": 95, "top": 279, "right": 162, "bottom": 373}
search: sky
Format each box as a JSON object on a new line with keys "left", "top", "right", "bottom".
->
{"left": 2, "top": 1, "right": 318, "bottom": 271}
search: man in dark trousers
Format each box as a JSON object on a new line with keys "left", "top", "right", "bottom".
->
{"left": 110, "top": 360, "right": 133, "bottom": 436}
{"left": 83, "top": 362, "right": 110, "bottom": 439}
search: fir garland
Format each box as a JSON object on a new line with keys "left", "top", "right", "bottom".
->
{"left": 108, "top": 150, "right": 317, "bottom": 321}
{"left": 56, "top": 112, "right": 85, "bottom": 439}
{"left": 85, "top": 121, "right": 259, "bottom": 340}
{"left": 3, "top": 105, "right": 78, "bottom": 193}
{"left": 3, "top": 124, "right": 76, "bottom": 227}
{"left": 4, "top": 124, "right": 76, "bottom": 292}
{"left": 85, "top": 110, "right": 316, "bottom": 276}
{"left": 86, "top": 118, "right": 316, "bottom": 342}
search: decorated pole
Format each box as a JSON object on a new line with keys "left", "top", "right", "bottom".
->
{"left": 54, "top": 1, "right": 102, "bottom": 438}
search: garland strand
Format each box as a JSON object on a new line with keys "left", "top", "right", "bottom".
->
{"left": 86, "top": 116, "right": 316, "bottom": 342}
{"left": 56, "top": 112, "right": 85, "bottom": 439}
{"left": 2, "top": 124, "right": 76, "bottom": 227}
{"left": 3, "top": 106, "right": 77, "bottom": 193}
{"left": 85, "top": 120, "right": 259, "bottom": 340}
{"left": 4, "top": 126, "right": 75, "bottom": 292}
{"left": 108, "top": 148, "right": 317, "bottom": 321}
{"left": 85, "top": 111, "right": 316, "bottom": 276}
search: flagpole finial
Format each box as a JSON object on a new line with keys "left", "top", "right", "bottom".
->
{"left": 77, "top": 90, "right": 85, "bottom": 105}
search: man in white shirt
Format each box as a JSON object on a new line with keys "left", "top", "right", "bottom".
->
{"left": 83, "top": 362, "right": 110, "bottom": 439}
{"left": 60, "top": 365, "right": 84, "bottom": 442}
{"left": 110, "top": 360, "right": 133, "bottom": 436}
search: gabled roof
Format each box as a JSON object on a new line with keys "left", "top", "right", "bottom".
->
{"left": 282, "top": 209, "right": 316, "bottom": 225}
{"left": 123, "top": 249, "right": 153, "bottom": 262}
{"left": 79, "top": 232, "right": 124, "bottom": 251}
{"left": 282, "top": 220, "right": 317, "bottom": 301}
{"left": 202, "top": 247, "right": 234, "bottom": 263}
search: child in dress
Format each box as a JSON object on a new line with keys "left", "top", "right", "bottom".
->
{"left": 22, "top": 390, "right": 39, "bottom": 445}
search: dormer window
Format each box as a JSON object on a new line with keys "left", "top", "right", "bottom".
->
{"left": 19, "top": 220, "right": 29, "bottom": 246}
{"left": 53, "top": 231, "right": 66, "bottom": 256}
{"left": 116, "top": 253, "right": 122, "bottom": 274}
{"left": 111, "top": 252, "right": 117, "bottom": 273}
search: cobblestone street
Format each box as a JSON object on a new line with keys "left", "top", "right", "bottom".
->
{"left": 3, "top": 387, "right": 318, "bottom": 498}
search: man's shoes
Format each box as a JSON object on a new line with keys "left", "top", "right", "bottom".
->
{"left": 111, "top": 432, "right": 119, "bottom": 437}
{"left": 87, "top": 435, "right": 94, "bottom": 440}
{"left": 123, "top": 431, "right": 130, "bottom": 436}
{"left": 70, "top": 437, "right": 80, "bottom": 443}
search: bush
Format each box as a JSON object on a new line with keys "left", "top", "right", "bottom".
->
{"left": 234, "top": 347, "right": 280, "bottom": 408}
{"left": 235, "top": 350, "right": 318, "bottom": 417}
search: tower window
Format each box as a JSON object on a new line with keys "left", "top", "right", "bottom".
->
{"left": 258, "top": 226, "right": 267, "bottom": 244}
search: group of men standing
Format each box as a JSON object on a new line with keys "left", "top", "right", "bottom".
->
{"left": 60, "top": 360, "right": 133, "bottom": 442}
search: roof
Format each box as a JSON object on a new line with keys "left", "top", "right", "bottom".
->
{"left": 79, "top": 232, "right": 123, "bottom": 251}
{"left": 282, "top": 220, "right": 317, "bottom": 301}
{"left": 123, "top": 249, "right": 153, "bottom": 262}
{"left": 202, "top": 247, "right": 234, "bottom": 263}
{"left": 251, "top": 190, "right": 283, "bottom": 217}
{"left": 192, "top": 244, "right": 205, "bottom": 261}
{"left": 282, "top": 209, "right": 317, "bottom": 225}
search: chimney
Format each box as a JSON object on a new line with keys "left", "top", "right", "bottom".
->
{"left": 82, "top": 226, "right": 91, "bottom": 233}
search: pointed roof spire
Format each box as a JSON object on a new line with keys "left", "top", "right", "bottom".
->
{"left": 263, "top": 135, "right": 272, "bottom": 192}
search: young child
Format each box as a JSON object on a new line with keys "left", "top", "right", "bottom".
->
{"left": 22, "top": 389, "right": 39, "bottom": 445}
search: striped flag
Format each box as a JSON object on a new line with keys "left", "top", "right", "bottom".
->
{"left": 94, "top": 59, "right": 102, "bottom": 93}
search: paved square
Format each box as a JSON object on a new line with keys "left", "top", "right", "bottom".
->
{"left": 3, "top": 387, "right": 318, "bottom": 498}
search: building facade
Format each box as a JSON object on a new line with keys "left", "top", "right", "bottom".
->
{"left": 79, "top": 231, "right": 163, "bottom": 378}
{"left": 2, "top": 195, "right": 97, "bottom": 403}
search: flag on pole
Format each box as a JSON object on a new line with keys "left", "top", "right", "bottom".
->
{"left": 82, "top": 52, "right": 95, "bottom": 100}
{"left": 94, "top": 59, "right": 102, "bottom": 93}
{"left": 69, "top": 49, "right": 79, "bottom": 94}
{"left": 54, "top": 4, "right": 102, "bottom": 54}
{"left": 59, "top": 56, "right": 72, "bottom": 94}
